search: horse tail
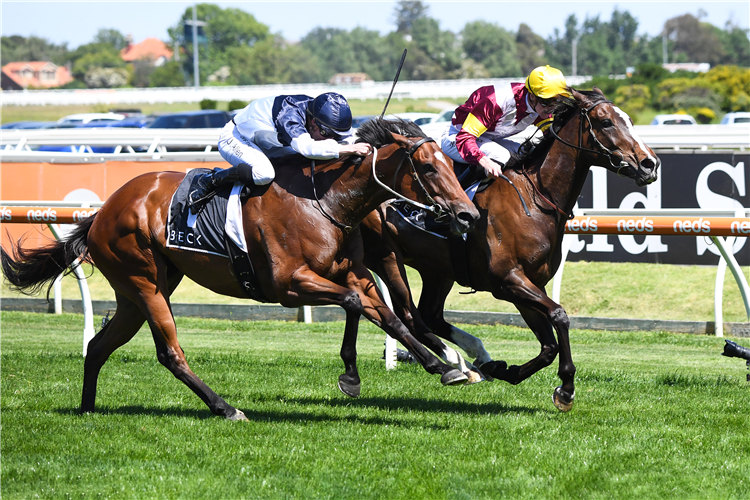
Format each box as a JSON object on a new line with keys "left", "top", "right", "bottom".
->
{"left": 1, "top": 213, "right": 97, "bottom": 298}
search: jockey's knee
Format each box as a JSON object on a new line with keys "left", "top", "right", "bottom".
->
{"left": 250, "top": 164, "right": 274, "bottom": 185}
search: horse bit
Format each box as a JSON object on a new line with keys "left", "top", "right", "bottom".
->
{"left": 309, "top": 137, "right": 446, "bottom": 232}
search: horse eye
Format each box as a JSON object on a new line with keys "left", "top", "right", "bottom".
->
{"left": 423, "top": 163, "right": 436, "bottom": 173}
{"left": 601, "top": 119, "right": 614, "bottom": 128}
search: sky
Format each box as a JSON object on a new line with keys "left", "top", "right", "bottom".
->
{"left": 1, "top": 0, "right": 748, "bottom": 49}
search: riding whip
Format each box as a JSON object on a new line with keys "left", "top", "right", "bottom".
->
{"left": 380, "top": 49, "right": 407, "bottom": 118}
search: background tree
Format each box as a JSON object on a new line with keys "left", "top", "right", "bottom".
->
{"left": 663, "top": 13, "right": 724, "bottom": 65}
{"left": 68, "top": 30, "right": 129, "bottom": 86}
{"left": 168, "top": 3, "right": 271, "bottom": 86}
{"left": 300, "top": 27, "right": 395, "bottom": 82}
{"left": 228, "top": 36, "right": 322, "bottom": 85}
{"left": 515, "top": 23, "right": 546, "bottom": 75}
{"left": 1, "top": 35, "right": 69, "bottom": 66}
{"left": 92, "top": 29, "right": 129, "bottom": 52}
{"left": 462, "top": 21, "right": 521, "bottom": 77}
{"left": 148, "top": 61, "right": 186, "bottom": 87}
{"left": 715, "top": 22, "right": 750, "bottom": 66}
{"left": 410, "top": 17, "right": 461, "bottom": 78}
{"left": 393, "top": 0, "right": 430, "bottom": 33}
{"left": 546, "top": 10, "right": 645, "bottom": 76}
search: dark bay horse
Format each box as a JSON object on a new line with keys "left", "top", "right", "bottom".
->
{"left": 2, "top": 119, "right": 479, "bottom": 420}
{"left": 360, "top": 88, "right": 660, "bottom": 411}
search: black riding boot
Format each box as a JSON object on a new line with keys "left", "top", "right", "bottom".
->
{"left": 188, "top": 163, "right": 254, "bottom": 213}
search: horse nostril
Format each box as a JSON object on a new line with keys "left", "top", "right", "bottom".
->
{"left": 457, "top": 211, "right": 477, "bottom": 229}
{"left": 640, "top": 158, "right": 656, "bottom": 170}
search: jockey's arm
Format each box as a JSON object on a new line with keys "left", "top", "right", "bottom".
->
{"left": 290, "top": 133, "right": 371, "bottom": 159}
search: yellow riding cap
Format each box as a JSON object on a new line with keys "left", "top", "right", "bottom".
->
{"left": 525, "top": 66, "right": 573, "bottom": 99}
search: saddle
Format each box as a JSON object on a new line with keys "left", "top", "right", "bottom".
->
{"left": 166, "top": 169, "right": 269, "bottom": 302}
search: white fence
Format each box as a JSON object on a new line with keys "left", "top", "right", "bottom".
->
{"left": 2, "top": 124, "right": 748, "bottom": 159}
{"left": 1, "top": 77, "right": 591, "bottom": 107}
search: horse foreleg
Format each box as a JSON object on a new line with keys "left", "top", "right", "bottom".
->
{"left": 362, "top": 238, "right": 482, "bottom": 382}
{"left": 516, "top": 304, "right": 575, "bottom": 412}
{"left": 139, "top": 288, "right": 246, "bottom": 420}
{"left": 413, "top": 272, "right": 489, "bottom": 382}
{"left": 344, "top": 264, "right": 468, "bottom": 387}
{"left": 484, "top": 274, "right": 576, "bottom": 411}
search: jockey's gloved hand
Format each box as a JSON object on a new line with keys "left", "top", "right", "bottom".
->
{"left": 517, "top": 141, "right": 534, "bottom": 158}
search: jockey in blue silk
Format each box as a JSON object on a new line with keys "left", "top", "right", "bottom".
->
{"left": 191, "top": 92, "right": 372, "bottom": 203}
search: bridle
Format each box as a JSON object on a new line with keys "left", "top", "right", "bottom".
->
{"left": 370, "top": 137, "right": 447, "bottom": 221}
{"left": 548, "top": 100, "right": 631, "bottom": 173}
{"left": 310, "top": 136, "right": 446, "bottom": 232}
{"left": 522, "top": 99, "right": 633, "bottom": 220}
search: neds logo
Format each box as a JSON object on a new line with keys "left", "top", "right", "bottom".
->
{"left": 26, "top": 208, "right": 57, "bottom": 222}
{"left": 617, "top": 217, "right": 654, "bottom": 233}
{"left": 1, "top": 207, "right": 11, "bottom": 221}
{"left": 673, "top": 218, "right": 710, "bottom": 233}
{"left": 566, "top": 217, "right": 598, "bottom": 232}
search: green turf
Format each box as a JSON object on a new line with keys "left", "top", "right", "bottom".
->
{"left": 2, "top": 311, "right": 749, "bottom": 499}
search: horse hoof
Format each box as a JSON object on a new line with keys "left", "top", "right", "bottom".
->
{"left": 464, "top": 369, "right": 484, "bottom": 385}
{"left": 338, "top": 377, "right": 361, "bottom": 398}
{"left": 552, "top": 386, "right": 575, "bottom": 412}
{"left": 228, "top": 409, "right": 248, "bottom": 421}
{"left": 441, "top": 369, "right": 468, "bottom": 386}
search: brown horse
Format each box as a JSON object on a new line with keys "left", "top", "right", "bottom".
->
{"left": 360, "top": 88, "right": 661, "bottom": 411}
{"left": 2, "top": 118, "right": 479, "bottom": 420}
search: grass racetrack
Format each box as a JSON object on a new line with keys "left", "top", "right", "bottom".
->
{"left": 2, "top": 311, "right": 749, "bottom": 499}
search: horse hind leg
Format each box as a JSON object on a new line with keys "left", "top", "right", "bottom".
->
{"left": 81, "top": 293, "right": 147, "bottom": 413}
{"left": 81, "top": 268, "right": 188, "bottom": 415}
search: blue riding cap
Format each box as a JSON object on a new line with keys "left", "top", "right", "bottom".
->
{"left": 307, "top": 92, "right": 353, "bottom": 139}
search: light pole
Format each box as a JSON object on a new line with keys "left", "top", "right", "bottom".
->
{"left": 184, "top": 4, "right": 207, "bottom": 89}
{"left": 572, "top": 32, "right": 583, "bottom": 77}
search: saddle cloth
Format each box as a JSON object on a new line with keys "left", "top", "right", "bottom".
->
{"left": 166, "top": 168, "right": 248, "bottom": 257}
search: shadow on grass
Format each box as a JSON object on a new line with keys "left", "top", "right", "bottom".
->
{"left": 54, "top": 406, "right": 215, "bottom": 419}
{"left": 290, "top": 395, "right": 546, "bottom": 416}
{"left": 53, "top": 394, "right": 548, "bottom": 427}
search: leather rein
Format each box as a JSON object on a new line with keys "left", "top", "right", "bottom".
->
{"left": 522, "top": 99, "right": 628, "bottom": 220}
{"left": 310, "top": 136, "right": 443, "bottom": 232}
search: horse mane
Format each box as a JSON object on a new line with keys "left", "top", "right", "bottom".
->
{"left": 343, "top": 117, "right": 427, "bottom": 167}
{"left": 355, "top": 117, "right": 426, "bottom": 148}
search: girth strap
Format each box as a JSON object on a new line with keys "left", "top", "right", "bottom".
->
{"left": 224, "top": 235, "right": 269, "bottom": 303}
{"left": 448, "top": 235, "right": 472, "bottom": 289}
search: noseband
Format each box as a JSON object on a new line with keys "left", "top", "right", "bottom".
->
{"left": 309, "top": 136, "right": 445, "bottom": 232}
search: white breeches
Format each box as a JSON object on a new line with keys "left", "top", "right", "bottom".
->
{"left": 217, "top": 121, "right": 275, "bottom": 185}
{"left": 440, "top": 124, "right": 520, "bottom": 165}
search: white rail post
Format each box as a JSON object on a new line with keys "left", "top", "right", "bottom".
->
{"left": 48, "top": 223, "right": 96, "bottom": 357}
{"left": 552, "top": 234, "right": 575, "bottom": 304}
{"left": 53, "top": 275, "right": 62, "bottom": 314}
{"left": 373, "top": 273, "right": 397, "bottom": 370}
{"left": 302, "top": 305, "right": 312, "bottom": 324}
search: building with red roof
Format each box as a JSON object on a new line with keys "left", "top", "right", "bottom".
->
{"left": 1, "top": 61, "right": 74, "bottom": 90}
{"left": 120, "top": 37, "right": 173, "bottom": 66}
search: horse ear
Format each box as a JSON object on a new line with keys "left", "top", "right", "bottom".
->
{"left": 390, "top": 131, "right": 411, "bottom": 150}
{"left": 570, "top": 87, "right": 586, "bottom": 103}
{"left": 592, "top": 86, "right": 605, "bottom": 96}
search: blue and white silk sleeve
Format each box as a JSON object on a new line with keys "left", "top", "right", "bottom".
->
{"left": 290, "top": 134, "right": 340, "bottom": 159}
